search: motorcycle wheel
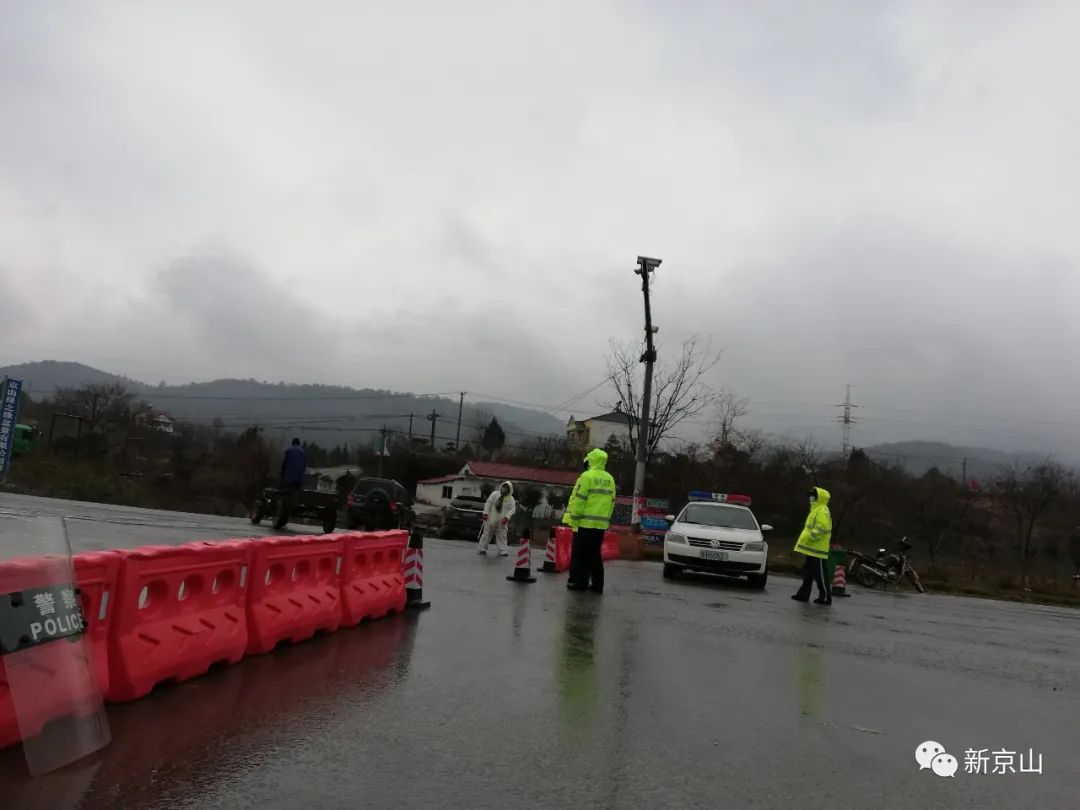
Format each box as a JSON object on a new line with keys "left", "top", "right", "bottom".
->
{"left": 274, "top": 502, "right": 289, "bottom": 531}
{"left": 907, "top": 568, "right": 926, "bottom": 594}
{"left": 854, "top": 563, "right": 880, "bottom": 588}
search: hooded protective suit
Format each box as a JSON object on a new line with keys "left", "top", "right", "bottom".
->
{"left": 477, "top": 481, "right": 516, "bottom": 555}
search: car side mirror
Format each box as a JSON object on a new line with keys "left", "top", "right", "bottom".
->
{"left": 665, "top": 514, "right": 676, "bottom": 522}
{"left": 761, "top": 524, "right": 773, "bottom": 532}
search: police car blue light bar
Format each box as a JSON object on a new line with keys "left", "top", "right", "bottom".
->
{"left": 688, "top": 491, "right": 752, "bottom": 506}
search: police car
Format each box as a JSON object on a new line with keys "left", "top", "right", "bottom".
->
{"left": 662, "top": 492, "right": 771, "bottom": 589}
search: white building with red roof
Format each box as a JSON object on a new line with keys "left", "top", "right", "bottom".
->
{"left": 415, "top": 460, "right": 579, "bottom": 509}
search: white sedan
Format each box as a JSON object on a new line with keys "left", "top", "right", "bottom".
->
{"left": 662, "top": 497, "right": 771, "bottom": 589}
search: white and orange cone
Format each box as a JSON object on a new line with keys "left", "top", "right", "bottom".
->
{"left": 405, "top": 528, "right": 432, "bottom": 609}
{"left": 540, "top": 528, "right": 558, "bottom": 574}
{"left": 832, "top": 561, "right": 850, "bottom": 598}
{"left": 507, "top": 528, "right": 537, "bottom": 583}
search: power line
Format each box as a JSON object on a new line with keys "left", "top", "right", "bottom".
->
{"left": 32, "top": 390, "right": 457, "bottom": 402}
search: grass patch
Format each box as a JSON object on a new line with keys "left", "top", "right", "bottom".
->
{"left": 625, "top": 536, "right": 1080, "bottom": 609}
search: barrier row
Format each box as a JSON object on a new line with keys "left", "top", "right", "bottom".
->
{"left": 551, "top": 526, "right": 621, "bottom": 573}
{"left": 0, "top": 530, "right": 408, "bottom": 748}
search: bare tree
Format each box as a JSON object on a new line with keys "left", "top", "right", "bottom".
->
{"left": 1069, "top": 529, "right": 1080, "bottom": 588}
{"left": 711, "top": 389, "right": 749, "bottom": 450}
{"left": 795, "top": 437, "right": 822, "bottom": 483}
{"left": 521, "top": 434, "right": 575, "bottom": 469}
{"left": 992, "top": 459, "right": 1074, "bottom": 589}
{"left": 737, "top": 428, "right": 768, "bottom": 462}
{"left": 49, "top": 383, "right": 135, "bottom": 442}
{"left": 604, "top": 334, "right": 721, "bottom": 462}
{"left": 467, "top": 408, "right": 494, "bottom": 445}
{"left": 914, "top": 468, "right": 975, "bottom": 570}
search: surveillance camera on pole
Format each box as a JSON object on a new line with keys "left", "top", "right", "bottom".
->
{"left": 631, "top": 256, "right": 661, "bottom": 532}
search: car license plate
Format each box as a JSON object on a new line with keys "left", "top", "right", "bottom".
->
{"left": 700, "top": 550, "right": 729, "bottom": 561}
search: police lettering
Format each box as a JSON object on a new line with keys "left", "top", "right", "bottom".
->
{"left": 29, "top": 613, "right": 85, "bottom": 642}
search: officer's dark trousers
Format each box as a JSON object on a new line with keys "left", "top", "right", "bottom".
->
{"left": 569, "top": 528, "right": 605, "bottom": 591}
{"left": 794, "top": 554, "right": 830, "bottom": 600}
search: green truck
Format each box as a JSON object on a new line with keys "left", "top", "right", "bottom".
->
{"left": 12, "top": 424, "right": 37, "bottom": 457}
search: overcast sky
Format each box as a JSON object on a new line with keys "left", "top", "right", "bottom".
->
{"left": 1, "top": 1, "right": 1078, "bottom": 457}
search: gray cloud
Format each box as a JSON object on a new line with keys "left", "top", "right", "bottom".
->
{"left": 1, "top": 1, "right": 1078, "bottom": 458}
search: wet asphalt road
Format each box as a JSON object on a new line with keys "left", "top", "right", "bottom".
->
{"left": 1, "top": 494, "right": 1078, "bottom": 809}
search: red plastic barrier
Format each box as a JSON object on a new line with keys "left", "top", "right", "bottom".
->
{"left": 107, "top": 541, "right": 252, "bottom": 703}
{"left": 601, "top": 530, "right": 621, "bottom": 561}
{"left": 0, "top": 555, "right": 101, "bottom": 749}
{"left": 73, "top": 551, "right": 121, "bottom": 697}
{"left": 246, "top": 534, "right": 344, "bottom": 655}
{"left": 554, "top": 526, "right": 573, "bottom": 573}
{"left": 341, "top": 531, "right": 407, "bottom": 626}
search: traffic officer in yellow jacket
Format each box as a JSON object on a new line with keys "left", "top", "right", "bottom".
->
{"left": 566, "top": 448, "right": 617, "bottom": 593}
{"left": 792, "top": 486, "right": 833, "bottom": 605}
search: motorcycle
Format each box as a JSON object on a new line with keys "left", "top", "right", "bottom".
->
{"left": 847, "top": 537, "right": 926, "bottom": 593}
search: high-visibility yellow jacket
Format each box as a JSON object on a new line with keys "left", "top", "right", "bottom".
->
{"left": 793, "top": 487, "right": 832, "bottom": 559}
{"left": 567, "top": 448, "right": 617, "bottom": 530}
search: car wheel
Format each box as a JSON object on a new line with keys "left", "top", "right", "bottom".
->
{"left": 250, "top": 503, "right": 264, "bottom": 525}
{"left": 747, "top": 570, "right": 768, "bottom": 589}
{"left": 346, "top": 515, "right": 361, "bottom": 531}
{"left": 663, "top": 563, "right": 681, "bottom": 580}
{"left": 322, "top": 513, "right": 337, "bottom": 534}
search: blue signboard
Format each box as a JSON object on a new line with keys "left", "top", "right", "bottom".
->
{"left": 0, "top": 377, "right": 22, "bottom": 477}
{"left": 641, "top": 516, "right": 670, "bottom": 532}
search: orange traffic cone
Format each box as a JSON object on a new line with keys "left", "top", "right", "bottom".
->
{"left": 507, "top": 528, "right": 537, "bottom": 583}
{"left": 540, "top": 528, "right": 558, "bottom": 574}
{"left": 832, "top": 562, "right": 850, "bottom": 597}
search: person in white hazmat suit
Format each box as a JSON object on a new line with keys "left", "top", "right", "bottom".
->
{"left": 477, "top": 481, "right": 516, "bottom": 556}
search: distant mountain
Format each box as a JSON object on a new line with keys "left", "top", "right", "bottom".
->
{"left": 1, "top": 360, "right": 566, "bottom": 449}
{"left": 0, "top": 361, "right": 154, "bottom": 395}
{"left": 861, "top": 440, "right": 1041, "bottom": 481}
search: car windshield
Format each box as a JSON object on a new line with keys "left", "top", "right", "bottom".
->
{"left": 678, "top": 504, "right": 759, "bottom": 530}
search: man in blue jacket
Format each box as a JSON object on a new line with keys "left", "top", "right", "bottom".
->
{"left": 280, "top": 438, "right": 307, "bottom": 514}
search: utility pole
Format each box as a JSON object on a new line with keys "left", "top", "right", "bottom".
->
{"left": 456, "top": 392, "right": 466, "bottom": 451}
{"left": 426, "top": 409, "right": 439, "bottom": 450}
{"left": 631, "top": 256, "right": 661, "bottom": 533}
{"left": 378, "top": 425, "right": 388, "bottom": 477}
{"left": 408, "top": 413, "right": 414, "bottom": 441}
{"left": 835, "top": 384, "right": 858, "bottom": 459}
{"left": 961, "top": 457, "right": 968, "bottom": 487}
